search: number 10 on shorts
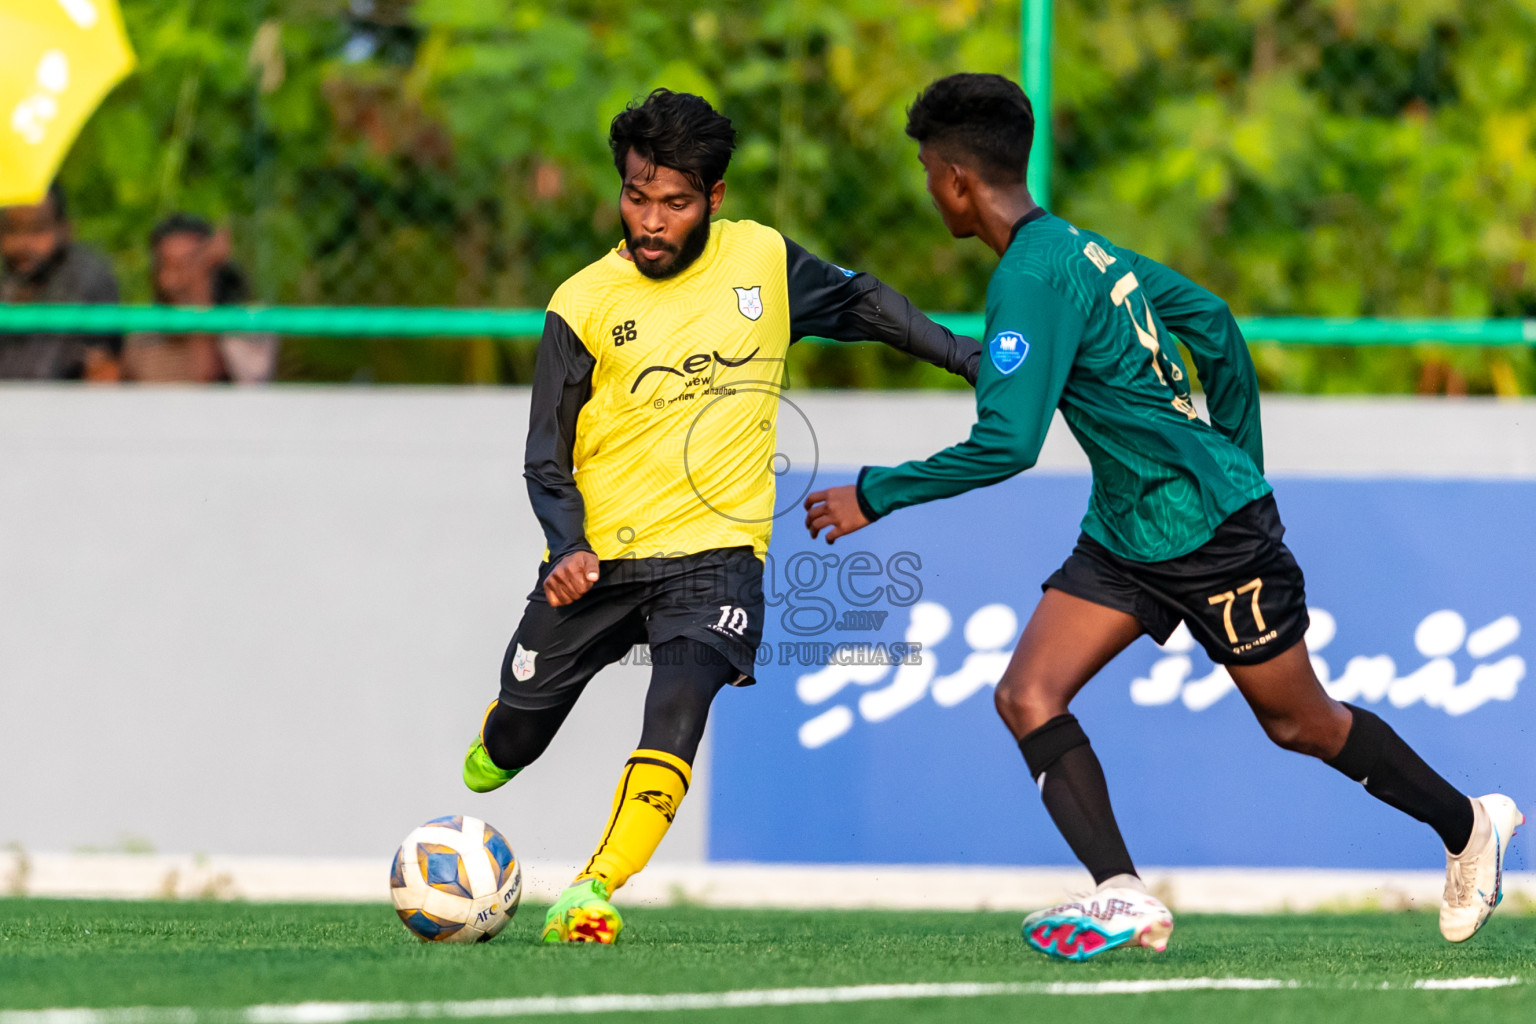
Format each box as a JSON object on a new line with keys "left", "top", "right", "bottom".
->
{"left": 713, "top": 605, "right": 750, "bottom": 636}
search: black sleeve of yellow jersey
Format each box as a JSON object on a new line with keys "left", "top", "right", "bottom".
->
{"left": 524, "top": 310, "right": 596, "bottom": 563}
{"left": 784, "top": 237, "right": 980, "bottom": 385}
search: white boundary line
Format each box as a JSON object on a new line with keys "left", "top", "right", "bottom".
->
{"left": 0, "top": 977, "right": 1522, "bottom": 1023}
{"left": 1413, "top": 977, "right": 1523, "bottom": 990}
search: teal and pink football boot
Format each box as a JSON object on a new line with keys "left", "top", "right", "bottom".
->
{"left": 1022, "top": 877, "right": 1173, "bottom": 961}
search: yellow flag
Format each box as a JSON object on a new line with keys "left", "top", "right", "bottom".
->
{"left": 0, "top": 0, "right": 135, "bottom": 206}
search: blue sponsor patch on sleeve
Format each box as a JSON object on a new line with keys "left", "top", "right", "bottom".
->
{"left": 833, "top": 264, "right": 857, "bottom": 278}
{"left": 988, "top": 331, "right": 1029, "bottom": 375}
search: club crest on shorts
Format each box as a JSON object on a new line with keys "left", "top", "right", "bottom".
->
{"left": 989, "top": 331, "right": 1029, "bottom": 375}
{"left": 733, "top": 286, "right": 763, "bottom": 321}
{"left": 511, "top": 644, "right": 538, "bottom": 681}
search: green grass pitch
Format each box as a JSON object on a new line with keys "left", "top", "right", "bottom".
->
{"left": 1, "top": 899, "right": 1533, "bottom": 1023}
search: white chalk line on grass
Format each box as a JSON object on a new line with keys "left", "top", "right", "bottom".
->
{"left": 1, "top": 977, "right": 1523, "bottom": 1024}
{"left": 1413, "top": 977, "right": 1523, "bottom": 990}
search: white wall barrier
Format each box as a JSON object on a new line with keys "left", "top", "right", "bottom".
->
{"left": 1, "top": 387, "right": 1531, "bottom": 906}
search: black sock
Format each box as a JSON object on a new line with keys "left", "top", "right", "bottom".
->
{"left": 1325, "top": 704, "right": 1474, "bottom": 853}
{"left": 1018, "top": 714, "right": 1137, "bottom": 886}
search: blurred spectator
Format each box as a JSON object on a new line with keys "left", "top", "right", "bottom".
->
{"left": 121, "top": 214, "right": 279, "bottom": 384}
{"left": 0, "top": 183, "right": 122, "bottom": 381}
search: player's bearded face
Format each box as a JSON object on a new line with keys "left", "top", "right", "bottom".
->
{"left": 622, "top": 208, "right": 711, "bottom": 280}
{"left": 618, "top": 150, "right": 719, "bottom": 280}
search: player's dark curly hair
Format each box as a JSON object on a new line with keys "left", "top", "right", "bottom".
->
{"left": 609, "top": 89, "right": 737, "bottom": 193}
{"left": 906, "top": 73, "right": 1034, "bottom": 186}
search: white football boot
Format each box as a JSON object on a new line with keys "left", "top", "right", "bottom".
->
{"left": 1022, "top": 875, "right": 1174, "bottom": 961}
{"left": 1440, "top": 794, "right": 1524, "bottom": 942}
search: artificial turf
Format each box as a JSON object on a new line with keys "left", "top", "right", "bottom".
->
{"left": 0, "top": 899, "right": 1532, "bottom": 1023}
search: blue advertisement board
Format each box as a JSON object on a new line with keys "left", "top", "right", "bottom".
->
{"left": 709, "top": 470, "right": 1534, "bottom": 871}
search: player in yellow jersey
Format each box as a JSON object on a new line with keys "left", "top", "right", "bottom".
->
{"left": 459, "top": 89, "right": 980, "bottom": 943}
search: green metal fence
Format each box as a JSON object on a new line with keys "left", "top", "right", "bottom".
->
{"left": 1022, "top": 0, "right": 1053, "bottom": 209}
{"left": 2, "top": 305, "right": 1532, "bottom": 346}
{"left": 7, "top": 3, "right": 1529, "bottom": 392}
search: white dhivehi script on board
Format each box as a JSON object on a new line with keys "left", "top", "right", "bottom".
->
{"left": 1130, "top": 609, "right": 1524, "bottom": 716}
{"left": 794, "top": 604, "right": 1524, "bottom": 749}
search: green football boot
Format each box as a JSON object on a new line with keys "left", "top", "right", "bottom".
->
{"left": 540, "top": 877, "right": 623, "bottom": 944}
{"left": 462, "top": 701, "right": 519, "bottom": 794}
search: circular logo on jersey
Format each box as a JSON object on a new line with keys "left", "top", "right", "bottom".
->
{"left": 989, "top": 331, "right": 1029, "bottom": 375}
{"left": 683, "top": 388, "right": 819, "bottom": 524}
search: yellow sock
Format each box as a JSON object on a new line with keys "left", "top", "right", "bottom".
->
{"left": 578, "top": 749, "right": 691, "bottom": 893}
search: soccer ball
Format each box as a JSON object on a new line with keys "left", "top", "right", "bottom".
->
{"left": 389, "top": 815, "right": 522, "bottom": 943}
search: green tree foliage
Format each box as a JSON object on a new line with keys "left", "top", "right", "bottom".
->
{"left": 55, "top": 0, "right": 1536, "bottom": 391}
{"left": 1054, "top": 0, "right": 1536, "bottom": 393}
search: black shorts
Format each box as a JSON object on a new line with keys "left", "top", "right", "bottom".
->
{"left": 1043, "top": 494, "right": 1309, "bottom": 666}
{"left": 498, "top": 546, "right": 765, "bottom": 710}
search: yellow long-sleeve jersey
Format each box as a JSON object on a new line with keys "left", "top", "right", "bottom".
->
{"left": 524, "top": 218, "right": 979, "bottom": 564}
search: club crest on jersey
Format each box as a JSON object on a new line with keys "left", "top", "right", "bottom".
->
{"left": 511, "top": 644, "right": 538, "bottom": 681}
{"left": 733, "top": 286, "right": 764, "bottom": 321}
{"left": 989, "top": 331, "right": 1029, "bottom": 375}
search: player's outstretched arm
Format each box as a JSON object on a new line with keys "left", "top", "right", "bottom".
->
{"left": 1123, "top": 250, "right": 1264, "bottom": 473}
{"left": 783, "top": 237, "right": 981, "bottom": 384}
{"left": 809, "top": 274, "right": 1083, "bottom": 542}
{"left": 806, "top": 407, "right": 1047, "bottom": 544}
{"left": 524, "top": 309, "right": 599, "bottom": 603}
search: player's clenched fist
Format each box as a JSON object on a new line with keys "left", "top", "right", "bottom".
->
{"left": 544, "top": 550, "right": 600, "bottom": 606}
{"left": 804, "top": 485, "right": 870, "bottom": 544}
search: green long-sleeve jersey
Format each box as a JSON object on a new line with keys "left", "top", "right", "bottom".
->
{"left": 856, "top": 209, "right": 1271, "bottom": 563}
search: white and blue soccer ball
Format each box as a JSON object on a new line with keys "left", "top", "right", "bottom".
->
{"left": 389, "top": 815, "right": 522, "bottom": 943}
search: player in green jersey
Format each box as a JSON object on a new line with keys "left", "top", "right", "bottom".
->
{"left": 804, "top": 73, "right": 1521, "bottom": 961}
